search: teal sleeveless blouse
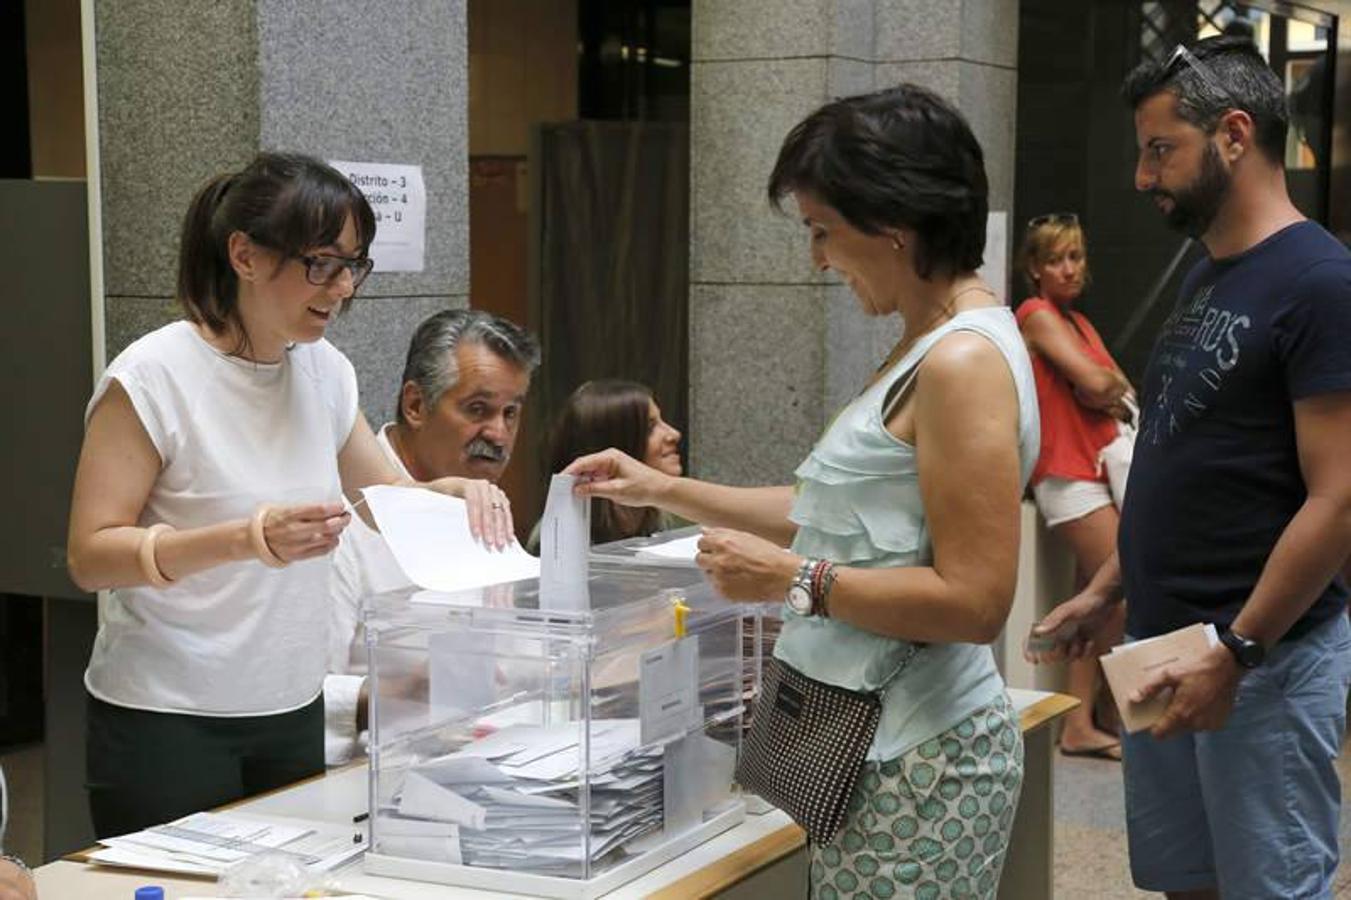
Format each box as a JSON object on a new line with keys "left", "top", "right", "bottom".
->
{"left": 777, "top": 306, "right": 1040, "bottom": 761}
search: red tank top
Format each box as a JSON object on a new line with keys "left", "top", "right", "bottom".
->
{"left": 1015, "top": 296, "right": 1121, "bottom": 485}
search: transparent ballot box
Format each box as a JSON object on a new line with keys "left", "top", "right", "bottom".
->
{"left": 362, "top": 562, "right": 747, "bottom": 899}
{"left": 591, "top": 528, "right": 782, "bottom": 722}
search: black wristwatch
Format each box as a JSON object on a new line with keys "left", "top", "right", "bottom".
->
{"left": 1218, "top": 627, "right": 1266, "bottom": 669}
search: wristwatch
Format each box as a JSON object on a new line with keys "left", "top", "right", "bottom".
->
{"left": 1218, "top": 627, "right": 1266, "bottom": 669}
{"left": 785, "top": 559, "right": 816, "bottom": 616}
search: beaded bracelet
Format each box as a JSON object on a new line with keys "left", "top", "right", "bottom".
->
{"left": 249, "top": 505, "right": 288, "bottom": 568}
{"left": 137, "top": 523, "right": 175, "bottom": 588}
{"left": 809, "top": 559, "right": 837, "bottom": 618}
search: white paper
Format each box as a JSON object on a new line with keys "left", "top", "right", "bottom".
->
{"left": 362, "top": 484, "right": 540, "bottom": 593}
{"left": 398, "top": 771, "right": 488, "bottom": 830}
{"left": 92, "top": 813, "right": 363, "bottom": 877}
{"left": 379, "top": 834, "right": 462, "bottom": 864}
{"left": 330, "top": 160, "right": 426, "bottom": 272}
{"left": 663, "top": 733, "right": 736, "bottom": 835}
{"left": 416, "top": 753, "right": 516, "bottom": 786}
{"left": 540, "top": 474, "right": 591, "bottom": 611}
{"left": 635, "top": 533, "right": 701, "bottom": 561}
{"left": 1110, "top": 623, "right": 1219, "bottom": 653}
{"left": 639, "top": 637, "right": 700, "bottom": 744}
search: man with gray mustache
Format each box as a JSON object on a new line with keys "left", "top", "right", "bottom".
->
{"left": 324, "top": 309, "right": 540, "bottom": 765}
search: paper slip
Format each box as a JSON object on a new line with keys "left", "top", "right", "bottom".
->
{"left": 363, "top": 484, "right": 540, "bottom": 593}
{"left": 398, "top": 771, "right": 488, "bottom": 829}
{"left": 91, "top": 812, "right": 363, "bottom": 877}
{"left": 540, "top": 473, "right": 591, "bottom": 610}
{"left": 635, "top": 533, "right": 700, "bottom": 561}
{"left": 639, "top": 636, "right": 700, "bottom": 744}
{"left": 1100, "top": 623, "right": 1219, "bottom": 732}
{"left": 416, "top": 753, "right": 516, "bottom": 785}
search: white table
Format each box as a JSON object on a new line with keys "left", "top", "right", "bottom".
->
{"left": 36, "top": 688, "right": 1076, "bottom": 899}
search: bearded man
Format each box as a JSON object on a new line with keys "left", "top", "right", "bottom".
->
{"left": 1033, "top": 36, "right": 1351, "bottom": 900}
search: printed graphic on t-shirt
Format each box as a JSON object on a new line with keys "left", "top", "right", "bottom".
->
{"left": 1142, "top": 283, "right": 1252, "bottom": 447}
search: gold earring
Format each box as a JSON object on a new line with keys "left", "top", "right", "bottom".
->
{"left": 891, "top": 238, "right": 904, "bottom": 251}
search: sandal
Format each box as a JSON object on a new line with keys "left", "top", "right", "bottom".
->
{"left": 1059, "top": 741, "right": 1122, "bottom": 761}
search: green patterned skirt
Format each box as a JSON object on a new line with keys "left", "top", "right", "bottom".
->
{"left": 808, "top": 694, "right": 1024, "bottom": 899}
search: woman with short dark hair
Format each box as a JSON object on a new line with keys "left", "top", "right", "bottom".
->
{"left": 567, "top": 85, "right": 1039, "bottom": 898}
{"left": 67, "top": 152, "right": 513, "bottom": 836}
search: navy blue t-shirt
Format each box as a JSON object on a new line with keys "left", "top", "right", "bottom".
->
{"left": 1120, "top": 221, "right": 1351, "bottom": 641}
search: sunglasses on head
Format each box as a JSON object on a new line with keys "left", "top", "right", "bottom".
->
{"left": 1027, "top": 212, "right": 1079, "bottom": 229}
{"left": 1162, "top": 43, "right": 1233, "bottom": 103}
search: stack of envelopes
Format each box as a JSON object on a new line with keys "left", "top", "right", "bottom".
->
{"left": 387, "top": 719, "right": 664, "bottom": 875}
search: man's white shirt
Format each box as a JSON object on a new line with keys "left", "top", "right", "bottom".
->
{"left": 323, "top": 423, "right": 413, "bottom": 765}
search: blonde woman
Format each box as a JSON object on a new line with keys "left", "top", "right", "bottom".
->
{"left": 1015, "top": 213, "right": 1131, "bottom": 758}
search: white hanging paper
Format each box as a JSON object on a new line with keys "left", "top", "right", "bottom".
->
{"left": 329, "top": 160, "right": 426, "bottom": 272}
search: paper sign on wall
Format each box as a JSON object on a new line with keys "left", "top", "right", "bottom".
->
{"left": 329, "top": 160, "right": 426, "bottom": 272}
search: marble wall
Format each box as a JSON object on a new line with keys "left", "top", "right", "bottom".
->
{"left": 688, "top": 0, "right": 1019, "bottom": 484}
{"left": 94, "top": 0, "right": 469, "bottom": 425}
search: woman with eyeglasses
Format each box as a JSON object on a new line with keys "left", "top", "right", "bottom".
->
{"left": 66, "top": 152, "right": 514, "bottom": 836}
{"left": 1015, "top": 213, "right": 1132, "bottom": 759}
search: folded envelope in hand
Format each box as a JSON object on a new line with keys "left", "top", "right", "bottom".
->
{"left": 1099, "top": 623, "right": 1218, "bottom": 733}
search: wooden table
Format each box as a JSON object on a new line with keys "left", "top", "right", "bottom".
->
{"left": 35, "top": 689, "right": 1077, "bottom": 899}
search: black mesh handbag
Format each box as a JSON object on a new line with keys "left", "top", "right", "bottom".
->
{"left": 735, "top": 649, "right": 917, "bottom": 844}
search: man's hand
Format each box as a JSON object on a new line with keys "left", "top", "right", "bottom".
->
{"left": 1024, "top": 587, "right": 1120, "bottom": 663}
{"left": 0, "top": 858, "right": 36, "bottom": 900}
{"left": 1133, "top": 643, "right": 1244, "bottom": 740}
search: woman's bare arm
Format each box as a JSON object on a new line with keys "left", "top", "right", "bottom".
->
{"left": 67, "top": 382, "right": 347, "bottom": 591}
{"left": 564, "top": 448, "right": 798, "bottom": 545}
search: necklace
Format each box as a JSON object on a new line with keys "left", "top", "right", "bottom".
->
{"left": 873, "top": 283, "right": 995, "bottom": 378}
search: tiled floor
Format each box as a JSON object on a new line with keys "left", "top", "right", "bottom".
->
{"left": 1053, "top": 745, "right": 1351, "bottom": 898}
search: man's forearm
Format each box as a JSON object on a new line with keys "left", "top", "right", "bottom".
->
{"left": 1231, "top": 497, "right": 1351, "bottom": 646}
{"left": 1085, "top": 550, "right": 1124, "bottom": 604}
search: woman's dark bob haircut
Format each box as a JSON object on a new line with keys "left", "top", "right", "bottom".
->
{"left": 177, "top": 152, "right": 376, "bottom": 353}
{"left": 767, "top": 84, "right": 989, "bottom": 280}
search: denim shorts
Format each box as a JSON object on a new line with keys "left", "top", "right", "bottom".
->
{"left": 1120, "top": 613, "right": 1351, "bottom": 899}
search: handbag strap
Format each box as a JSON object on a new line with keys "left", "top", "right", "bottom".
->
{"left": 872, "top": 640, "right": 923, "bottom": 696}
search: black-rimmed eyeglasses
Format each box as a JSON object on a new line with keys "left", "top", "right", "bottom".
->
{"left": 298, "top": 253, "right": 374, "bottom": 289}
{"left": 1027, "top": 212, "right": 1079, "bottom": 229}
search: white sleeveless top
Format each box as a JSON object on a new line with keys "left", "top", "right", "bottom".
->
{"left": 84, "top": 321, "right": 359, "bottom": 716}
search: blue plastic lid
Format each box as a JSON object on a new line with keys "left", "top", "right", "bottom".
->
{"left": 134, "top": 887, "right": 165, "bottom": 900}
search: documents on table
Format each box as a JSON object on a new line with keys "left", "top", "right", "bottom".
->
{"left": 1100, "top": 623, "right": 1219, "bottom": 732}
{"left": 362, "top": 484, "right": 540, "bottom": 593}
{"left": 380, "top": 719, "right": 666, "bottom": 875}
{"left": 88, "top": 811, "right": 363, "bottom": 877}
